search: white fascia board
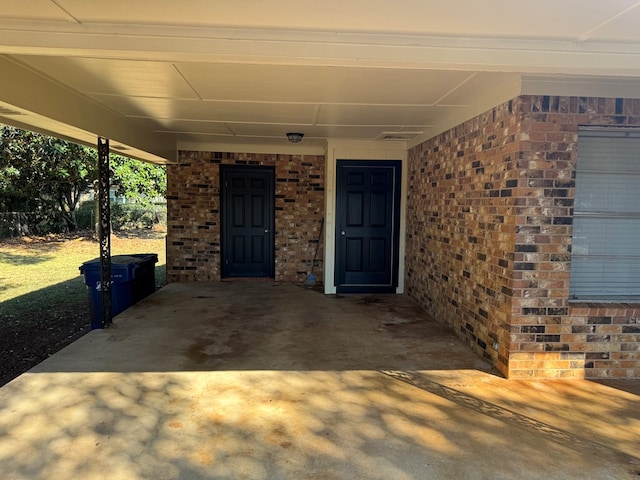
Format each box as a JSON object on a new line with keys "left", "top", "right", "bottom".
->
{"left": 2, "top": 22, "right": 640, "bottom": 74}
{"left": 0, "top": 56, "right": 176, "bottom": 164}
{"left": 521, "top": 75, "right": 640, "bottom": 98}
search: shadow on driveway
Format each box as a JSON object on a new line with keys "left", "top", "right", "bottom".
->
{"left": 0, "top": 282, "right": 638, "bottom": 479}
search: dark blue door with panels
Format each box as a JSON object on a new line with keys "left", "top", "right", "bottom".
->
{"left": 335, "top": 160, "right": 401, "bottom": 293}
{"left": 221, "top": 166, "right": 275, "bottom": 278}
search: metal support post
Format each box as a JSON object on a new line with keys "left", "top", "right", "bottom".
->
{"left": 97, "top": 137, "right": 112, "bottom": 328}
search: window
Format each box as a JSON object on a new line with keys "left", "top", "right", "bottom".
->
{"left": 570, "top": 128, "right": 640, "bottom": 302}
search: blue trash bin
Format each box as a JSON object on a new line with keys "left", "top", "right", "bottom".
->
{"left": 126, "top": 253, "right": 158, "bottom": 302}
{"left": 79, "top": 254, "right": 158, "bottom": 329}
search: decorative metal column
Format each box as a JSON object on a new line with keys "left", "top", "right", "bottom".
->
{"left": 97, "top": 137, "right": 112, "bottom": 328}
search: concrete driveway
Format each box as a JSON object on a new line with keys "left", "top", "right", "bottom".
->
{"left": 0, "top": 282, "right": 638, "bottom": 479}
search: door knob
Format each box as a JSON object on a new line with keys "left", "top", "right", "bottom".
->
{"left": 264, "top": 229, "right": 269, "bottom": 233}
{"left": 341, "top": 230, "right": 346, "bottom": 236}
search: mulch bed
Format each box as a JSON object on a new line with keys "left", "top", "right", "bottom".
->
{"left": 0, "top": 232, "right": 93, "bottom": 386}
{"left": 0, "top": 306, "right": 90, "bottom": 387}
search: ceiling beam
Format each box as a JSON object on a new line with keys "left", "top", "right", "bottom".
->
{"left": 0, "top": 55, "right": 176, "bottom": 163}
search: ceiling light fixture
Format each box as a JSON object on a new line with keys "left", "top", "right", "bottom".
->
{"left": 286, "top": 132, "right": 304, "bottom": 143}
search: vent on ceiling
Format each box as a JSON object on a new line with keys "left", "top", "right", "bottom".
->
{"left": 377, "top": 131, "right": 422, "bottom": 141}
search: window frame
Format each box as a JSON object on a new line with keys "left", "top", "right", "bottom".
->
{"left": 569, "top": 127, "right": 640, "bottom": 303}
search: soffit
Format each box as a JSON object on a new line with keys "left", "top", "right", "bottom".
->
{"left": 0, "top": 1, "right": 639, "bottom": 161}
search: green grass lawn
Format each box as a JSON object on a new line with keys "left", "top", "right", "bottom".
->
{"left": 0, "top": 241, "right": 89, "bottom": 316}
{"left": 0, "top": 233, "right": 166, "bottom": 316}
{"left": 0, "top": 231, "right": 166, "bottom": 385}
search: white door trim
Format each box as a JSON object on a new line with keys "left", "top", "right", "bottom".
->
{"left": 323, "top": 140, "right": 408, "bottom": 294}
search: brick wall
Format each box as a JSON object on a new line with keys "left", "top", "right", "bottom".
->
{"left": 510, "top": 95, "right": 640, "bottom": 379}
{"left": 167, "top": 151, "right": 325, "bottom": 283}
{"left": 407, "top": 95, "right": 640, "bottom": 379}
{"left": 406, "top": 99, "right": 521, "bottom": 376}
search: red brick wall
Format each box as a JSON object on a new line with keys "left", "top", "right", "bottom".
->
{"left": 511, "top": 95, "right": 640, "bottom": 379}
{"left": 167, "top": 151, "right": 325, "bottom": 283}
{"left": 406, "top": 99, "right": 521, "bottom": 376}
{"left": 407, "top": 95, "right": 640, "bottom": 379}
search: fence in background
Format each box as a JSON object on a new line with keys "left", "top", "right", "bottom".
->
{"left": 0, "top": 211, "right": 68, "bottom": 238}
{"left": 0, "top": 203, "right": 167, "bottom": 239}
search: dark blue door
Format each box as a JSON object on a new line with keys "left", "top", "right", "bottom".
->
{"left": 335, "top": 160, "right": 401, "bottom": 293}
{"left": 221, "top": 166, "right": 275, "bottom": 278}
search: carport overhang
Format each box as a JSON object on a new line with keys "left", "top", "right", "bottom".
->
{"left": 0, "top": 55, "right": 175, "bottom": 164}
{"left": 2, "top": 2, "right": 640, "bottom": 302}
{"left": 1, "top": 3, "right": 640, "bottom": 162}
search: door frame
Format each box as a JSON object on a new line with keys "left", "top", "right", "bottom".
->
{"left": 220, "top": 164, "right": 275, "bottom": 279}
{"left": 323, "top": 141, "right": 408, "bottom": 294}
{"left": 335, "top": 159, "right": 402, "bottom": 293}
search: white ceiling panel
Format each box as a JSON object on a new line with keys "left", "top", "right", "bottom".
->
{"left": 316, "top": 104, "right": 455, "bottom": 127}
{"left": 582, "top": 7, "right": 640, "bottom": 42}
{"left": 227, "top": 123, "right": 391, "bottom": 139}
{"left": 371, "top": 0, "right": 640, "bottom": 39}
{"left": 132, "top": 118, "right": 233, "bottom": 136}
{"left": 16, "top": 56, "right": 199, "bottom": 99}
{"left": 88, "top": 95, "right": 317, "bottom": 125}
{"left": 226, "top": 123, "right": 314, "bottom": 137}
{"left": 437, "top": 73, "right": 521, "bottom": 105}
{"left": 0, "top": 0, "right": 77, "bottom": 22}
{"left": 178, "top": 63, "right": 473, "bottom": 105}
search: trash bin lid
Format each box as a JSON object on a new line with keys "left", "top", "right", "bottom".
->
{"left": 80, "top": 254, "right": 158, "bottom": 275}
{"left": 81, "top": 255, "right": 152, "bottom": 266}
{"left": 110, "top": 255, "right": 147, "bottom": 265}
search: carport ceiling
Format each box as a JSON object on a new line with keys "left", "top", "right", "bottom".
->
{"left": 2, "top": 1, "right": 640, "bottom": 162}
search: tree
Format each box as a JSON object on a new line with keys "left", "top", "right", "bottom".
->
{"left": 0, "top": 125, "right": 166, "bottom": 233}
{"left": 0, "top": 126, "right": 97, "bottom": 232}
{"left": 110, "top": 154, "right": 166, "bottom": 206}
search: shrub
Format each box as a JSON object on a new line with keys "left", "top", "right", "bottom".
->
{"left": 75, "top": 201, "right": 95, "bottom": 231}
{"left": 111, "top": 203, "right": 166, "bottom": 231}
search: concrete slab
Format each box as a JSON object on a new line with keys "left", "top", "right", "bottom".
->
{"left": 0, "top": 282, "right": 638, "bottom": 479}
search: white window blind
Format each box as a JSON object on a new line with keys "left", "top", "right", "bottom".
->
{"left": 570, "top": 128, "right": 640, "bottom": 301}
